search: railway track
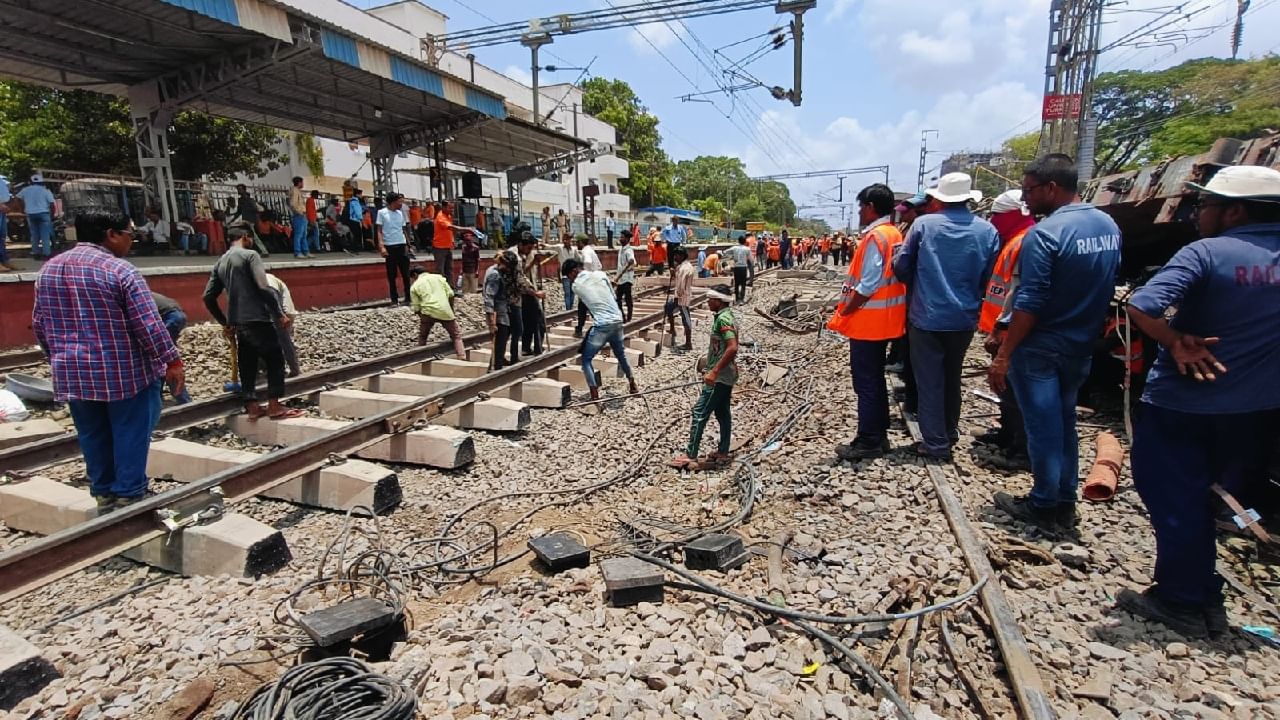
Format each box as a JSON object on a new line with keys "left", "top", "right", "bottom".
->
{"left": 0, "top": 285, "right": 700, "bottom": 602}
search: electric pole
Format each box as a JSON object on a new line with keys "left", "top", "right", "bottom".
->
{"left": 918, "top": 129, "right": 938, "bottom": 192}
{"left": 1038, "top": 0, "right": 1104, "bottom": 179}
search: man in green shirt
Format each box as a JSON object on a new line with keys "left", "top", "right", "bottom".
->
{"left": 409, "top": 266, "right": 466, "bottom": 359}
{"left": 671, "top": 285, "right": 739, "bottom": 470}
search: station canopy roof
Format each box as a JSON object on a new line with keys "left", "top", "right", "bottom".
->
{"left": 0, "top": 0, "right": 584, "bottom": 171}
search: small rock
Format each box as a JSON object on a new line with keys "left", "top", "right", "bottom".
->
{"left": 746, "top": 626, "right": 773, "bottom": 649}
{"left": 1166, "top": 642, "right": 1189, "bottom": 658}
{"left": 501, "top": 649, "right": 536, "bottom": 678}
{"left": 1073, "top": 671, "right": 1114, "bottom": 702}
{"left": 506, "top": 676, "right": 543, "bottom": 705}
{"left": 722, "top": 632, "right": 747, "bottom": 659}
{"left": 477, "top": 679, "right": 506, "bottom": 704}
{"left": 1087, "top": 642, "right": 1130, "bottom": 661}
{"left": 544, "top": 666, "right": 582, "bottom": 688}
{"left": 156, "top": 678, "right": 215, "bottom": 720}
{"left": 1053, "top": 543, "right": 1090, "bottom": 569}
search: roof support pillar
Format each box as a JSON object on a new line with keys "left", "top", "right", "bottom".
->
{"left": 127, "top": 83, "right": 179, "bottom": 223}
{"left": 369, "top": 133, "right": 396, "bottom": 199}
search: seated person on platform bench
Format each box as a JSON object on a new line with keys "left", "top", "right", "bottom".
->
{"left": 141, "top": 209, "right": 170, "bottom": 254}
{"left": 175, "top": 216, "right": 207, "bottom": 256}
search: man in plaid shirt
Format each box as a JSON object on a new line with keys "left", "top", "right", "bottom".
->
{"left": 32, "top": 213, "right": 185, "bottom": 509}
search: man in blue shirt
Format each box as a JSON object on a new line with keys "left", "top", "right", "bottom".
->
{"left": 988, "top": 154, "right": 1121, "bottom": 530}
{"left": 1114, "top": 165, "right": 1280, "bottom": 638}
{"left": 893, "top": 172, "right": 998, "bottom": 459}
{"left": 0, "top": 174, "right": 14, "bottom": 271}
{"left": 662, "top": 217, "right": 684, "bottom": 255}
{"left": 18, "top": 174, "right": 57, "bottom": 260}
{"left": 779, "top": 228, "right": 792, "bottom": 270}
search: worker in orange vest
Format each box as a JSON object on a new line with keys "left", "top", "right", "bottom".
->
{"left": 766, "top": 238, "right": 781, "bottom": 268}
{"left": 827, "top": 184, "right": 907, "bottom": 461}
{"left": 819, "top": 234, "right": 832, "bottom": 265}
{"left": 978, "top": 189, "right": 1037, "bottom": 467}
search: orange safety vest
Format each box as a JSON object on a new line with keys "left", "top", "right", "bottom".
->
{"left": 978, "top": 228, "right": 1029, "bottom": 334}
{"left": 826, "top": 223, "right": 907, "bottom": 341}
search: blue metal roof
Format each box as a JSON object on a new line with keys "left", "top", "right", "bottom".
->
{"left": 638, "top": 206, "right": 704, "bottom": 219}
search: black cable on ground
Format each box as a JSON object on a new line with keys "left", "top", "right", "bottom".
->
{"left": 230, "top": 656, "right": 416, "bottom": 720}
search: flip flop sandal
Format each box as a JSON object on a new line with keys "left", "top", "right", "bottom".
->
{"left": 269, "top": 408, "right": 306, "bottom": 420}
{"left": 668, "top": 454, "right": 697, "bottom": 470}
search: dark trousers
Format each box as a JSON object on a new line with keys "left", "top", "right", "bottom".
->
{"left": 1008, "top": 348, "right": 1091, "bottom": 507}
{"left": 687, "top": 383, "right": 733, "bottom": 457}
{"left": 909, "top": 326, "right": 974, "bottom": 455}
{"left": 1132, "top": 403, "right": 1278, "bottom": 608}
{"left": 732, "top": 267, "right": 748, "bottom": 302}
{"left": 68, "top": 380, "right": 162, "bottom": 500}
{"left": 521, "top": 296, "right": 544, "bottom": 353}
{"left": 576, "top": 298, "right": 590, "bottom": 333}
{"left": 616, "top": 281, "right": 634, "bottom": 321}
{"left": 645, "top": 262, "right": 665, "bottom": 277}
{"left": 493, "top": 310, "right": 524, "bottom": 370}
{"left": 848, "top": 339, "right": 890, "bottom": 443}
{"left": 898, "top": 335, "right": 918, "bottom": 413}
{"left": 385, "top": 244, "right": 411, "bottom": 301}
{"left": 999, "top": 382, "right": 1026, "bottom": 453}
{"left": 433, "top": 248, "right": 454, "bottom": 287}
{"left": 345, "top": 219, "right": 364, "bottom": 251}
{"left": 606, "top": 229, "right": 614, "bottom": 248}
{"left": 237, "top": 321, "right": 286, "bottom": 402}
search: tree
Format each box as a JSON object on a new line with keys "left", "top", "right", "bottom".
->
{"left": 0, "top": 81, "right": 287, "bottom": 181}
{"left": 1091, "top": 56, "right": 1280, "bottom": 175}
{"left": 690, "top": 197, "right": 726, "bottom": 225}
{"left": 580, "top": 77, "right": 681, "bottom": 207}
{"left": 671, "top": 155, "right": 798, "bottom": 228}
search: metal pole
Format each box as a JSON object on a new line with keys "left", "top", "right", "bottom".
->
{"left": 918, "top": 130, "right": 938, "bottom": 192}
{"left": 530, "top": 44, "right": 541, "bottom": 125}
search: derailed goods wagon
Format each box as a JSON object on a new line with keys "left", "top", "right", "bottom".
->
{"left": 1079, "top": 132, "right": 1280, "bottom": 403}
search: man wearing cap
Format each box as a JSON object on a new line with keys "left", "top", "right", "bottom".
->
{"left": 988, "top": 154, "right": 1122, "bottom": 529}
{"left": 977, "top": 189, "right": 1037, "bottom": 467}
{"left": 1113, "top": 165, "right": 1280, "bottom": 638}
{"left": 19, "top": 174, "right": 57, "bottom": 260}
{"left": 671, "top": 284, "right": 739, "bottom": 470}
{"left": 561, "top": 257, "right": 639, "bottom": 404}
{"left": 827, "top": 184, "right": 906, "bottom": 461}
{"left": 893, "top": 172, "right": 999, "bottom": 459}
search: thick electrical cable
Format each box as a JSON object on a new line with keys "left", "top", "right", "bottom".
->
{"left": 230, "top": 657, "right": 416, "bottom": 720}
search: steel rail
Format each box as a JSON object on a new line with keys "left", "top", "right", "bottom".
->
{"left": 899, "top": 408, "right": 1057, "bottom": 720}
{"left": 0, "top": 286, "right": 711, "bottom": 603}
{"left": 0, "top": 290, "right": 666, "bottom": 473}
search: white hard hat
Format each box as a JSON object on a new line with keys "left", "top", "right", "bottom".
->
{"left": 1187, "top": 165, "right": 1280, "bottom": 199}
{"left": 991, "top": 189, "right": 1028, "bottom": 215}
{"left": 926, "top": 172, "right": 982, "bottom": 203}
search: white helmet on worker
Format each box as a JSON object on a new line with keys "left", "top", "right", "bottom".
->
{"left": 1187, "top": 165, "right": 1280, "bottom": 200}
{"left": 991, "top": 189, "right": 1028, "bottom": 215}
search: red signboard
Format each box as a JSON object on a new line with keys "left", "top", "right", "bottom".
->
{"left": 1042, "top": 94, "right": 1083, "bottom": 121}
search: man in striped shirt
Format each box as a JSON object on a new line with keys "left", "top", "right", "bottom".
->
{"left": 32, "top": 213, "right": 185, "bottom": 509}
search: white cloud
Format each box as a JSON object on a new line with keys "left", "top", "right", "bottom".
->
{"left": 823, "top": 0, "right": 859, "bottom": 22}
{"left": 729, "top": 81, "right": 1041, "bottom": 211}
{"left": 502, "top": 64, "right": 532, "bottom": 86}
{"left": 627, "top": 21, "right": 680, "bottom": 54}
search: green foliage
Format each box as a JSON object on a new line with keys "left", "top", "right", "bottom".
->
{"left": 580, "top": 77, "right": 682, "bottom": 207}
{"left": 690, "top": 197, "right": 726, "bottom": 225}
{"left": 1092, "top": 56, "right": 1280, "bottom": 175}
{"left": 671, "top": 155, "right": 796, "bottom": 227}
{"left": 293, "top": 134, "right": 326, "bottom": 178}
{"left": 0, "top": 81, "right": 286, "bottom": 181}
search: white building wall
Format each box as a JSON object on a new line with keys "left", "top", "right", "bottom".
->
{"left": 237, "top": 1, "right": 629, "bottom": 221}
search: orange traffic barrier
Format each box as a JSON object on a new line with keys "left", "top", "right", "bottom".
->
{"left": 1082, "top": 431, "right": 1124, "bottom": 502}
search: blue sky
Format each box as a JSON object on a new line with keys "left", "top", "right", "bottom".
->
{"left": 354, "top": 0, "right": 1280, "bottom": 223}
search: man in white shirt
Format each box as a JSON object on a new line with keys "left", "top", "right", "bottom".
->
{"left": 614, "top": 229, "right": 637, "bottom": 321}
{"left": 556, "top": 233, "right": 582, "bottom": 310}
{"left": 142, "top": 209, "right": 170, "bottom": 255}
{"left": 725, "top": 235, "right": 755, "bottom": 303}
{"left": 563, "top": 258, "right": 639, "bottom": 403}
{"left": 18, "top": 174, "right": 57, "bottom": 260}
{"left": 375, "top": 192, "right": 411, "bottom": 304}
{"left": 605, "top": 210, "right": 617, "bottom": 249}
{"left": 573, "top": 234, "right": 602, "bottom": 337}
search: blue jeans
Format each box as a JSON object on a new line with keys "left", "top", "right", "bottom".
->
{"left": 561, "top": 277, "right": 575, "bottom": 311}
{"left": 27, "top": 212, "right": 52, "bottom": 257}
{"left": 307, "top": 222, "right": 320, "bottom": 253}
{"left": 581, "top": 322, "right": 632, "bottom": 387}
{"left": 1008, "top": 347, "right": 1091, "bottom": 508}
{"left": 178, "top": 232, "right": 208, "bottom": 254}
{"left": 848, "top": 339, "right": 890, "bottom": 443}
{"left": 1132, "top": 403, "right": 1277, "bottom": 607}
{"left": 68, "top": 380, "right": 163, "bottom": 499}
{"left": 291, "top": 213, "right": 309, "bottom": 256}
{"left": 0, "top": 213, "right": 8, "bottom": 263}
{"left": 161, "top": 309, "right": 192, "bottom": 403}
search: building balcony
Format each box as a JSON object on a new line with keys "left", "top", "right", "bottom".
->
{"left": 596, "top": 192, "right": 630, "bottom": 214}
{"left": 589, "top": 154, "right": 629, "bottom": 180}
